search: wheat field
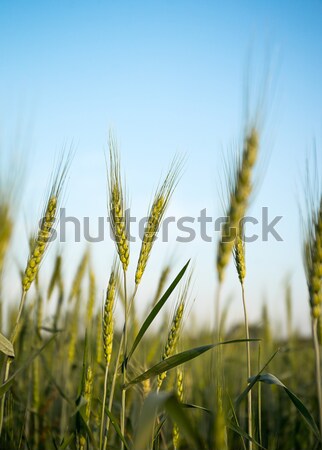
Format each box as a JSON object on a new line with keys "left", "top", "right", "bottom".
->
{"left": 0, "top": 118, "right": 321, "bottom": 450}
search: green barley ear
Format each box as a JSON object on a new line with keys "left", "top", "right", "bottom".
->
{"left": 217, "top": 127, "right": 259, "bottom": 283}
{"left": 103, "top": 268, "right": 117, "bottom": 366}
{"left": 69, "top": 250, "right": 89, "bottom": 302}
{"left": 233, "top": 227, "right": 246, "bottom": 285}
{"left": 135, "top": 158, "right": 182, "bottom": 285}
{"left": 107, "top": 133, "right": 129, "bottom": 272}
{"left": 22, "top": 153, "right": 71, "bottom": 293}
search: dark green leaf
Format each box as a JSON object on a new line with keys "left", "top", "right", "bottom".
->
{"left": 250, "top": 373, "right": 320, "bottom": 440}
{"left": 127, "top": 339, "right": 258, "bottom": 388}
{"left": 235, "top": 348, "right": 280, "bottom": 409}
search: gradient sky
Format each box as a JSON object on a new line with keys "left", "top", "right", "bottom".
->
{"left": 1, "top": 1, "right": 322, "bottom": 334}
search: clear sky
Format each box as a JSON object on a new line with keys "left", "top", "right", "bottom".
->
{"left": 1, "top": 1, "right": 322, "bottom": 334}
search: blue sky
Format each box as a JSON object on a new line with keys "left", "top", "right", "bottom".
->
{"left": 1, "top": 1, "right": 322, "bottom": 334}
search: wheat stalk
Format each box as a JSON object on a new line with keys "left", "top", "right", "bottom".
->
{"left": 106, "top": 134, "right": 129, "bottom": 450}
{"left": 233, "top": 227, "right": 252, "bottom": 449}
{"left": 215, "top": 127, "right": 259, "bottom": 339}
{"left": 217, "top": 127, "right": 258, "bottom": 283}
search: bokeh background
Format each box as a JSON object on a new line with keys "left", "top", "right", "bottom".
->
{"left": 1, "top": 0, "right": 322, "bottom": 334}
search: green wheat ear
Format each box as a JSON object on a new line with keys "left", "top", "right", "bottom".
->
{"left": 22, "top": 152, "right": 71, "bottom": 293}
{"left": 103, "top": 268, "right": 117, "bottom": 366}
{"left": 304, "top": 198, "right": 322, "bottom": 319}
{"left": 135, "top": 157, "right": 182, "bottom": 285}
{"left": 233, "top": 227, "right": 246, "bottom": 284}
{"left": 157, "top": 272, "right": 190, "bottom": 390}
{"left": 107, "top": 133, "right": 129, "bottom": 272}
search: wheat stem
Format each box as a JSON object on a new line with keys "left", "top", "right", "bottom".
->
{"left": 104, "top": 334, "right": 123, "bottom": 449}
{"left": 121, "top": 270, "right": 127, "bottom": 450}
{"left": 100, "top": 364, "right": 109, "bottom": 450}
{"left": 241, "top": 283, "right": 252, "bottom": 450}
